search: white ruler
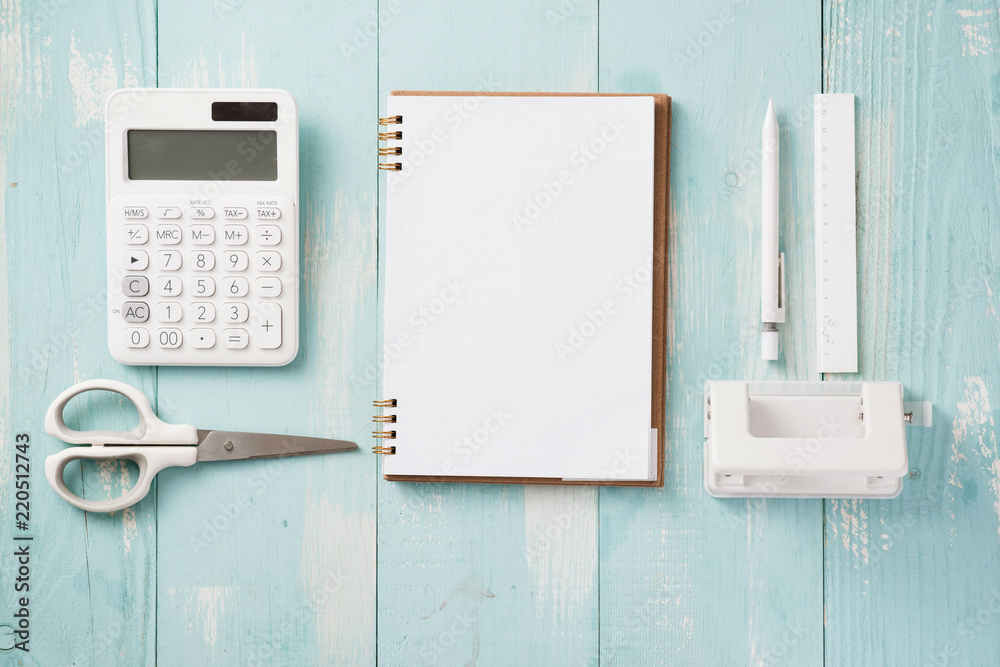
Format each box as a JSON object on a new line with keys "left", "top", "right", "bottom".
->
{"left": 814, "top": 94, "right": 858, "bottom": 373}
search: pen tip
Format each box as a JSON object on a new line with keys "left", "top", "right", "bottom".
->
{"left": 766, "top": 99, "right": 775, "bottom": 117}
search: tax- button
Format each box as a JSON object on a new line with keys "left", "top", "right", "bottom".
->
{"left": 223, "top": 207, "right": 248, "bottom": 220}
{"left": 222, "top": 225, "right": 248, "bottom": 245}
{"left": 254, "top": 277, "right": 282, "bottom": 297}
{"left": 123, "top": 275, "right": 149, "bottom": 297}
{"left": 123, "top": 250, "right": 148, "bottom": 270}
{"left": 122, "top": 301, "right": 149, "bottom": 322}
{"left": 256, "top": 207, "right": 281, "bottom": 220}
{"left": 255, "top": 225, "right": 281, "bottom": 245}
{"left": 252, "top": 303, "right": 282, "bottom": 349}
{"left": 156, "top": 207, "right": 181, "bottom": 219}
{"left": 124, "top": 207, "right": 148, "bottom": 219}
{"left": 155, "top": 224, "right": 182, "bottom": 245}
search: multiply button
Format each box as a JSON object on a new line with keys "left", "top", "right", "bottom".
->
{"left": 190, "top": 207, "right": 215, "bottom": 219}
{"left": 156, "top": 207, "right": 181, "bottom": 219}
{"left": 252, "top": 303, "right": 282, "bottom": 349}
{"left": 256, "top": 251, "right": 280, "bottom": 271}
{"left": 224, "top": 328, "right": 249, "bottom": 349}
{"left": 123, "top": 275, "right": 149, "bottom": 297}
{"left": 223, "top": 207, "right": 248, "bottom": 220}
{"left": 189, "top": 225, "right": 215, "bottom": 245}
{"left": 255, "top": 225, "right": 281, "bottom": 245}
{"left": 123, "top": 250, "right": 148, "bottom": 270}
{"left": 256, "top": 207, "right": 281, "bottom": 220}
{"left": 223, "top": 225, "right": 248, "bottom": 245}
{"left": 124, "top": 207, "right": 148, "bottom": 219}
{"left": 155, "top": 225, "right": 182, "bottom": 245}
{"left": 124, "top": 225, "right": 148, "bottom": 245}
{"left": 122, "top": 301, "right": 149, "bottom": 322}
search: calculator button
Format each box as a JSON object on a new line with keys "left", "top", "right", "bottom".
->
{"left": 155, "top": 224, "right": 182, "bottom": 245}
{"left": 222, "top": 250, "right": 249, "bottom": 271}
{"left": 154, "top": 302, "right": 182, "bottom": 323}
{"left": 223, "top": 207, "right": 248, "bottom": 220}
{"left": 222, "top": 225, "right": 249, "bottom": 245}
{"left": 124, "top": 207, "right": 148, "bottom": 219}
{"left": 190, "top": 276, "right": 216, "bottom": 297}
{"left": 123, "top": 327, "right": 149, "bottom": 348}
{"left": 222, "top": 276, "right": 249, "bottom": 297}
{"left": 190, "top": 225, "right": 216, "bottom": 245}
{"left": 123, "top": 250, "right": 148, "bottom": 270}
{"left": 254, "top": 277, "right": 282, "bottom": 297}
{"left": 190, "top": 250, "right": 215, "bottom": 271}
{"left": 156, "top": 207, "right": 182, "bottom": 219}
{"left": 191, "top": 207, "right": 215, "bottom": 219}
{"left": 155, "top": 250, "right": 182, "bottom": 271}
{"left": 224, "top": 302, "right": 249, "bottom": 323}
{"left": 223, "top": 328, "right": 249, "bottom": 349}
{"left": 256, "top": 251, "right": 281, "bottom": 271}
{"left": 252, "top": 303, "right": 282, "bottom": 349}
{"left": 190, "top": 302, "right": 216, "bottom": 323}
{"left": 255, "top": 225, "right": 281, "bottom": 245}
{"left": 124, "top": 225, "right": 148, "bottom": 245}
{"left": 189, "top": 328, "right": 216, "bottom": 349}
{"left": 122, "top": 302, "right": 149, "bottom": 322}
{"left": 256, "top": 207, "right": 281, "bottom": 220}
{"left": 123, "top": 275, "right": 149, "bottom": 297}
{"left": 156, "top": 328, "right": 182, "bottom": 349}
{"left": 154, "top": 276, "right": 182, "bottom": 297}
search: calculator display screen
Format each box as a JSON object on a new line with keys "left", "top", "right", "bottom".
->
{"left": 127, "top": 129, "right": 278, "bottom": 181}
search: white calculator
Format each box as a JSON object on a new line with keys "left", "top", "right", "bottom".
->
{"left": 106, "top": 89, "right": 298, "bottom": 366}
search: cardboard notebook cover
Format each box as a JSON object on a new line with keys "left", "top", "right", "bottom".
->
{"left": 382, "top": 90, "right": 670, "bottom": 487}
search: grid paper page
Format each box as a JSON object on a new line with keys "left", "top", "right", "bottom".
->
{"left": 383, "top": 94, "right": 654, "bottom": 480}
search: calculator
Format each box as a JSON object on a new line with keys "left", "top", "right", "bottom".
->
{"left": 106, "top": 89, "right": 298, "bottom": 366}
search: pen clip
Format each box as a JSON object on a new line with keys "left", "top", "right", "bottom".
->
{"left": 776, "top": 252, "right": 786, "bottom": 323}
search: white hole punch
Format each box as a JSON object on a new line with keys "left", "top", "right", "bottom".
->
{"left": 703, "top": 381, "right": 932, "bottom": 498}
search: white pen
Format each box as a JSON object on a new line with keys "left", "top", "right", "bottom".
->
{"left": 761, "top": 99, "right": 785, "bottom": 361}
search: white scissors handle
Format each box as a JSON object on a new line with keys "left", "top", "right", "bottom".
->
{"left": 44, "top": 379, "right": 200, "bottom": 513}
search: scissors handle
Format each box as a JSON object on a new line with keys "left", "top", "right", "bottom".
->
{"left": 44, "top": 379, "right": 199, "bottom": 445}
{"left": 44, "top": 445, "right": 197, "bottom": 512}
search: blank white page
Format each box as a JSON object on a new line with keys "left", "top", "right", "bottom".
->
{"left": 382, "top": 94, "right": 654, "bottom": 480}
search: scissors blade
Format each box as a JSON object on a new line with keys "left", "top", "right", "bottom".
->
{"left": 195, "top": 429, "right": 357, "bottom": 462}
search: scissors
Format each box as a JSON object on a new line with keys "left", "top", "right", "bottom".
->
{"left": 44, "top": 379, "right": 357, "bottom": 512}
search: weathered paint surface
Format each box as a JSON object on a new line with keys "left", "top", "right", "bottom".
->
{"left": 0, "top": 1, "right": 996, "bottom": 665}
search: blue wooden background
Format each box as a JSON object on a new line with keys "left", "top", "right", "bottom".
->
{"left": 1, "top": 0, "right": 998, "bottom": 664}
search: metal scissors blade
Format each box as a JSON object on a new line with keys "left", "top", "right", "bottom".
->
{"left": 195, "top": 429, "right": 358, "bottom": 462}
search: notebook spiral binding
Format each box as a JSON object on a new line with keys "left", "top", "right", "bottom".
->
{"left": 372, "top": 398, "right": 397, "bottom": 454}
{"left": 378, "top": 115, "right": 403, "bottom": 171}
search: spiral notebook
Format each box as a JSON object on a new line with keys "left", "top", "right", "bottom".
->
{"left": 375, "top": 91, "right": 670, "bottom": 486}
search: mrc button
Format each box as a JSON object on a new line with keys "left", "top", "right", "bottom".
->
{"left": 155, "top": 224, "right": 182, "bottom": 244}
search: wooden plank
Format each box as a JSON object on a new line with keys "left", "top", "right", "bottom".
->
{"left": 153, "top": 1, "right": 378, "bottom": 663}
{"left": 823, "top": 2, "right": 1000, "bottom": 665}
{"left": 375, "top": 1, "right": 602, "bottom": 664}
{"left": 598, "top": 1, "right": 824, "bottom": 663}
{"left": 0, "top": 1, "right": 158, "bottom": 664}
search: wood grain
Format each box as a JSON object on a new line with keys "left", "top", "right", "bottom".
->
{"left": 823, "top": 2, "right": 1000, "bottom": 665}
